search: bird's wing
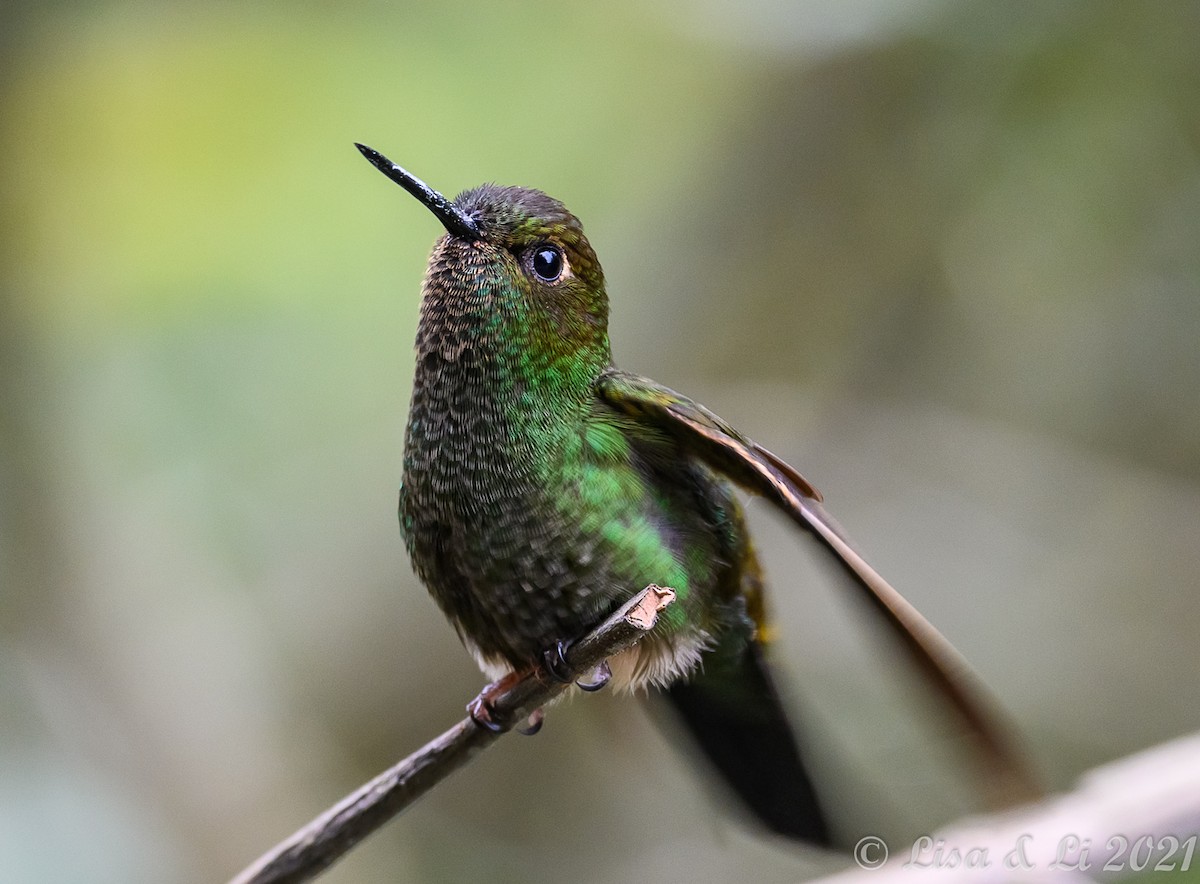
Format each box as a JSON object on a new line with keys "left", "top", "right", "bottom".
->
{"left": 597, "top": 368, "right": 1040, "bottom": 805}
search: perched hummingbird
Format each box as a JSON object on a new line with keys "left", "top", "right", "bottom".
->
{"left": 356, "top": 143, "right": 1034, "bottom": 844}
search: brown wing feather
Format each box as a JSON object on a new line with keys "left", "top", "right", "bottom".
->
{"left": 598, "top": 369, "right": 1041, "bottom": 806}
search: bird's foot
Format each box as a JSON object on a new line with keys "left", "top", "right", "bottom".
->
{"left": 576, "top": 660, "right": 612, "bottom": 692}
{"left": 516, "top": 708, "right": 544, "bottom": 736}
{"left": 466, "top": 694, "right": 506, "bottom": 733}
{"left": 542, "top": 641, "right": 575, "bottom": 684}
{"left": 542, "top": 641, "right": 613, "bottom": 692}
{"left": 466, "top": 670, "right": 524, "bottom": 733}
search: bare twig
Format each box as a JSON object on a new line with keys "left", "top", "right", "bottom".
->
{"left": 227, "top": 584, "right": 676, "bottom": 884}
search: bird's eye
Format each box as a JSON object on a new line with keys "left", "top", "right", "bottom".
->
{"left": 529, "top": 245, "right": 565, "bottom": 283}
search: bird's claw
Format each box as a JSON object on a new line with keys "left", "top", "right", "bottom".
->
{"left": 542, "top": 641, "right": 574, "bottom": 684}
{"left": 576, "top": 659, "right": 612, "bottom": 692}
{"left": 467, "top": 693, "right": 507, "bottom": 733}
{"left": 543, "top": 641, "right": 611, "bottom": 691}
{"left": 516, "top": 708, "right": 544, "bottom": 736}
{"left": 466, "top": 670, "right": 525, "bottom": 733}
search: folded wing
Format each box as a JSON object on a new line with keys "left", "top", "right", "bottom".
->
{"left": 597, "top": 369, "right": 1040, "bottom": 806}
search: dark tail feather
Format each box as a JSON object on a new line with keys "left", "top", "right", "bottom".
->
{"left": 663, "top": 637, "right": 831, "bottom": 845}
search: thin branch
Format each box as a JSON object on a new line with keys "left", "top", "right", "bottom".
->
{"left": 227, "top": 584, "right": 677, "bottom": 884}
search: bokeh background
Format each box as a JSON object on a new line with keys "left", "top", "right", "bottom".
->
{"left": 3, "top": 1, "right": 1199, "bottom": 882}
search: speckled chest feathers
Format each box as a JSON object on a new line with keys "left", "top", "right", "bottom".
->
{"left": 397, "top": 185, "right": 750, "bottom": 687}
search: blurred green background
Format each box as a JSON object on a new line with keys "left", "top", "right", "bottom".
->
{"left": 2, "top": 1, "right": 1199, "bottom": 882}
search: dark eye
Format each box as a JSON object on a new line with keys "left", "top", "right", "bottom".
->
{"left": 530, "top": 245, "right": 564, "bottom": 282}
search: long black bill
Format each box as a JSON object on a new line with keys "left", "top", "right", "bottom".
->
{"left": 355, "top": 143, "right": 480, "bottom": 240}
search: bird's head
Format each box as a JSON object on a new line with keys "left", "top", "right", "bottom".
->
{"left": 357, "top": 144, "right": 611, "bottom": 390}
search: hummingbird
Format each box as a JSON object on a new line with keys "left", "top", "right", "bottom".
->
{"left": 355, "top": 143, "right": 1036, "bottom": 845}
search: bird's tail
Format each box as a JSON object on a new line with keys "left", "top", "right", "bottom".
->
{"left": 662, "top": 631, "right": 831, "bottom": 845}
